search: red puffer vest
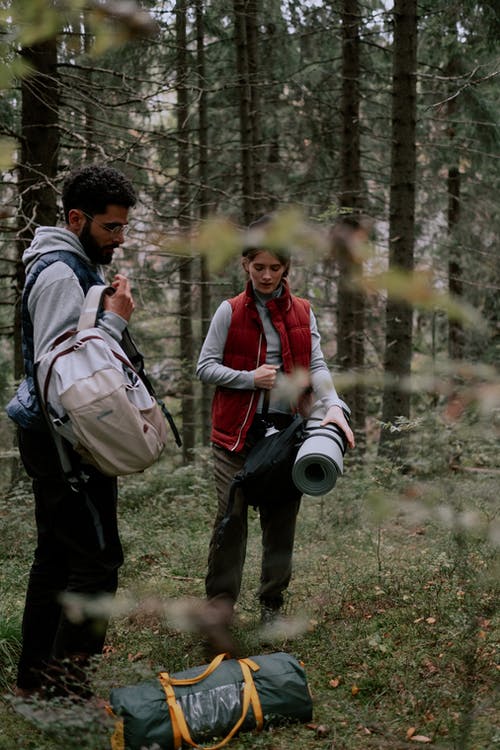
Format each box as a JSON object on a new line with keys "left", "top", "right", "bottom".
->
{"left": 211, "top": 281, "right": 312, "bottom": 452}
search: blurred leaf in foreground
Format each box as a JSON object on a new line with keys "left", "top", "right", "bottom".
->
{"left": 4, "top": 0, "right": 158, "bottom": 52}
{"left": 361, "top": 269, "right": 486, "bottom": 330}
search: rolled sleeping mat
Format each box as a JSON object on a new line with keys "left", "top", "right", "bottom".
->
{"left": 292, "top": 421, "right": 348, "bottom": 496}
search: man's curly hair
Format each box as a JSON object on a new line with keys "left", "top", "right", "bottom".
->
{"left": 62, "top": 165, "right": 137, "bottom": 221}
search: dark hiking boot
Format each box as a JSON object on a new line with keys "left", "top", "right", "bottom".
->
{"left": 260, "top": 598, "right": 283, "bottom": 626}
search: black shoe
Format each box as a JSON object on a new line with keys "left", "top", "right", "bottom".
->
{"left": 260, "top": 599, "right": 283, "bottom": 626}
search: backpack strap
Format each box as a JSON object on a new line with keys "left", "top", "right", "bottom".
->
{"left": 22, "top": 250, "right": 104, "bottom": 379}
{"left": 77, "top": 284, "right": 112, "bottom": 331}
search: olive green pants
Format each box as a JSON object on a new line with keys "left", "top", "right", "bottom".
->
{"left": 205, "top": 444, "right": 301, "bottom": 609}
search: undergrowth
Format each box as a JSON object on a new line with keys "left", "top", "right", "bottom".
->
{"left": 0, "top": 409, "right": 498, "bottom": 750}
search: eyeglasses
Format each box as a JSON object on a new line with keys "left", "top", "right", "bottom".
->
{"left": 80, "top": 210, "right": 130, "bottom": 237}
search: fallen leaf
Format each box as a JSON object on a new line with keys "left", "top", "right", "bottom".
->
{"left": 351, "top": 685, "right": 360, "bottom": 696}
{"left": 306, "top": 722, "right": 330, "bottom": 736}
{"left": 426, "top": 617, "right": 436, "bottom": 624}
{"left": 410, "top": 735, "right": 432, "bottom": 743}
{"left": 329, "top": 677, "right": 340, "bottom": 688}
{"left": 315, "top": 724, "right": 330, "bottom": 737}
{"left": 407, "top": 727, "right": 416, "bottom": 739}
{"left": 127, "top": 651, "right": 146, "bottom": 662}
{"left": 422, "top": 658, "right": 439, "bottom": 674}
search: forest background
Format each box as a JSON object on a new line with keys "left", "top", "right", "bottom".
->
{"left": 0, "top": 1, "right": 498, "bottom": 749}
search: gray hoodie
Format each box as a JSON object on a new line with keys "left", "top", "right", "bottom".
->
{"left": 24, "top": 226, "right": 127, "bottom": 361}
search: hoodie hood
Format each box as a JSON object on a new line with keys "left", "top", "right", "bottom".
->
{"left": 22, "top": 226, "right": 102, "bottom": 275}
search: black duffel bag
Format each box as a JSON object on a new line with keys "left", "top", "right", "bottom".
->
{"left": 108, "top": 651, "right": 313, "bottom": 750}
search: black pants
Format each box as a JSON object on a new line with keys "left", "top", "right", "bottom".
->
{"left": 16, "top": 427, "right": 123, "bottom": 695}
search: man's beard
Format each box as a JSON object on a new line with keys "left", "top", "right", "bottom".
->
{"left": 79, "top": 224, "right": 117, "bottom": 266}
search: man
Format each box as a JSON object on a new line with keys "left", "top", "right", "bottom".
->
{"left": 7, "top": 165, "right": 136, "bottom": 700}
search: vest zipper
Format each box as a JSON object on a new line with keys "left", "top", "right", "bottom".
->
{"left": 229, "top": 332, "right": 263, "bottom": 452}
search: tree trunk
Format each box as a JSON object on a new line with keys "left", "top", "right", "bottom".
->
{"left": 233, "top": 0, "right": 262, "bottom": 223}
{"left": 446, "top": 49, "right": 464, "bottom": 361}
{"left": 83, "top": 13, "right": 96, "bottom": 162}
{"left": 448, "top": 165, "right": 463, "bottom": 359}
{"left": 196, "top": 0, "right": 212, "bottom": 445}
{"left": 16, "top": 38, "right": 60, "bottom": 379}
{"left": 176, "top": 0, "right": 195, "bottom": 462}
{"left": 245, "top": 0, "right": 262, "bottom": 212}
{"left": 379, "top": 0, "right": 417, "bottom": 458}
{"left": 337, "top": 0, "right": 366, "bottom": 454}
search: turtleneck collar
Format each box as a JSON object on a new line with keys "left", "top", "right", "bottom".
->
{"left": 252, "top": 283, "right": 284, "bottom": 305}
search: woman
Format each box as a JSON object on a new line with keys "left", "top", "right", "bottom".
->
{"left": 196, "top": 218, "right": 355, "bottom": 633}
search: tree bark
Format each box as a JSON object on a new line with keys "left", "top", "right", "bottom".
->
{"left": 379, "top": 0, "right": 417, "bottom": 458}
{"left": 83, "top": 13, "right": 96, "bottom": 162}
{"left": 196, "top": 0, "right": 212, "bottom": 445}
{"left": 448, "top": 165, "right": 463, "bottom": 359}
{"left": 16, "top": 38, "right": 60, "bottom": 379}
{"left": 233, "top": 0, "right": 262, "bottom": 223}
{"left": 337, "top": 0, "right": 366, "bottom": 454}
{"left": 176, "top": 0, "right": 195, "bottom": 462}
{"left": 445, "top": 48, "right": 464, "bottom": 361}
{"left": 245, "top": 0, "right": 262, "bottom": 212}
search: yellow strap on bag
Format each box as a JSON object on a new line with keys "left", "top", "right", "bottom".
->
{"left": 159, "top": 652, "right": 230, "bottom": 748}
{"left": 240, "top": 658, "right": 264, "bottom": 730}
{"left": 158, "top": 655, "right": 264, "bottom": 750}
{"left": 105, "top": 704, "right": 125, "bottom": 750}
{"left": 162, "top": 651, "right": 227, "bottom": 687}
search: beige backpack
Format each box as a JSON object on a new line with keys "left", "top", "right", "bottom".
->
{"left": 36, "top": 285, "right": 179, "bottom": 476}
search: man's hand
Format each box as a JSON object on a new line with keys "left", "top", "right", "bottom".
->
{"left": 103, "top": 274, "right": 135, "bottom": 322}
{"left": 321, "top": 404, "right": 355, "bottom": 449}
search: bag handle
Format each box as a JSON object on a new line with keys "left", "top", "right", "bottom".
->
{"left": 261, "top": 389, "right": 270, "bottom": 421}
{"left": 158, "top": 655, "right": 264, "bottom": 750}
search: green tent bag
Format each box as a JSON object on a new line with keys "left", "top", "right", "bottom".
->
{"left": 109, "top": 651, "right": 313, "bottom": 750}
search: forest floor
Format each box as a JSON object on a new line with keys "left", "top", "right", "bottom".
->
{"left": 0, "top": 438, "right": 498, "bottom": 750}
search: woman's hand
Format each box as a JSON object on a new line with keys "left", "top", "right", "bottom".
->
{"left": 253, "top": 364, "right": 279, "bottom": 390}
{"left": 103, "top": 274, "right": 135, "bottom": 322}
{"left": 321, "top": 405, "right": 355, "bottom": 449}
